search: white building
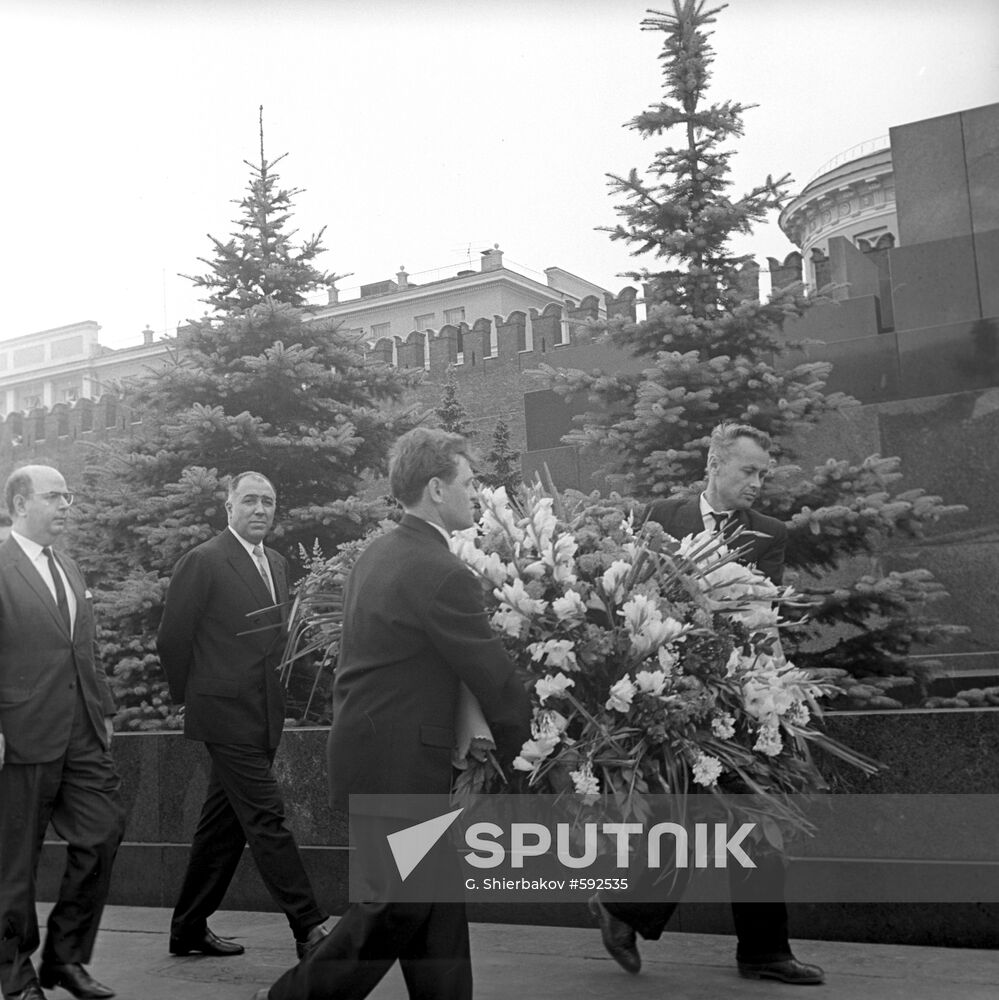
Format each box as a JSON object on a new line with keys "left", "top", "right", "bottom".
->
{"left": 0, "top": 247, "right": 609, "bottom": 413}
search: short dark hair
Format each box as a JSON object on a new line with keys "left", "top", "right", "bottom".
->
{"left": 227, "top": 471, "right": 276, "bottom": 501}
{"left": 707, "top": 422, "right": 773, "bottom": 465}
{"left": 4, "top": 468, "right": 34, "bottom": 514}
{"left": 389, "top": 428, "right": 472, "bottom": 507}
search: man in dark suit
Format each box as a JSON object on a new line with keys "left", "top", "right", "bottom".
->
{"left": 0, "top": 465, "right": 124, "bottom": 1000}
{"left": 591, "top": 423, "right": 824, "bottom": 986}
{"left": 259, "top": 428, "right": 532, "bottom": 1000}
{"left": 157, "top": 471, "right": 331, "bottom": 961}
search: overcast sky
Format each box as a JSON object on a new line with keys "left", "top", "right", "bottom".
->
{"left": 3, "top": 0, "right": 997, "bottom": 350}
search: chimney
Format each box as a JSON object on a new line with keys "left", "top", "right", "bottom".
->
{"left": 480, "top": 244, "right": 503, "bottom": 272}
{"left": 142, "top": 325, "right": 154, "bottom": 345}
{"left": 397, "top": 265, "right": 409, "bottom": 289}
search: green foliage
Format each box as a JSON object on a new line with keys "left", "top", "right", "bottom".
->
{"left": 77, "top": 129, "right": 420, "bottom": 728}
{"left": 547, "top": 0, "right": 965, "bottom": 693}
{"left": 434, "top": 365, "right": 471, "bottom": 435}
{"left": 479, "top": 418, "right": 523, "bottom": 495}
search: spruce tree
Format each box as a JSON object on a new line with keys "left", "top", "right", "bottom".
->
{"left": 546, "top": 1, "right": 964, "bottom": 699}
{"left": 434, "top": 365, "right": 471, "bottom": 435}
{"left": 479, "top": 418, "right": 522, "bottom": 495}
{"left": 77, "top": 118, "right": 420, "bottom": 729}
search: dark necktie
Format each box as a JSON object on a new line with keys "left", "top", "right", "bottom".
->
{"left": 711, "top": 511, "right": 731, "bottom": 534}
{"left": 43, "top": 546, "right": 72, "bottom": 632}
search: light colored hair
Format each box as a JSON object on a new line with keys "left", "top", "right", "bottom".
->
{"left": 707, "top": 423, "right": 772, "bottom": 465}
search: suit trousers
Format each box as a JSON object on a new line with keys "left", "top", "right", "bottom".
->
{"left": 603, "top": 851, "right": 791, "bottom": 963}
{"left": 267, "top": 813, "right": 472, "bottom": 1000}
{"left": 171, "top": 742, "right": 324, "bottom": 941}
{"left": 0, "top": 693, "right": 123, "bottom": 997}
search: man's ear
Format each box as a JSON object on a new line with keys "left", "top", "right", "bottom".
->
{"left": 425, "top": 477, "right": 444, "bottom": 504}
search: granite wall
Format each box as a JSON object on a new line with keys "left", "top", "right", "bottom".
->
{"left": 38, "top": 713, "right": 999, "bottom": 948}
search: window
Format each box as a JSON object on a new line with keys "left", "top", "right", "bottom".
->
{"left": 444, "top": 307, "right": 465, "bottom": 327}
{"left": 414, "top": 313, "right": 435, "bottom": 332}
{"left": 371, "top": 322, "right": 391, "bottom": 340}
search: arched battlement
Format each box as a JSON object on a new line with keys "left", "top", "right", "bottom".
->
{"left": 0, "top": 393, "right": 140, "bottom": 478}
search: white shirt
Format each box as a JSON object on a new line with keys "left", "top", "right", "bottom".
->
{"left": 228, "top": 526, "right": 277, "bottom": 601}
{"left": 699, "top": 493, "right": 732, "bottom": 533}
{"left": 10, "top": 528, "right": 78, "bottom": 632}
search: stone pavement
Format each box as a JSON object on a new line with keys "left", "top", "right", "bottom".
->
{"left": 38, "top": 905, "right": 999, "bottom": 1000}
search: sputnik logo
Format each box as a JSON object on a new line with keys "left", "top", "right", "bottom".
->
{"left": 386, "top": 808, "right": 464, "bottom": 881}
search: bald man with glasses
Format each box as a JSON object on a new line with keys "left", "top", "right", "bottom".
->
{"left": 0, "top": 465, "right": 124, "bottom": 1000}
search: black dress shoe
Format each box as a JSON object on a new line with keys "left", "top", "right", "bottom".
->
{"left": 39, "top": 962, "right": 116, "bottom": 998}
{"left": 169, "top": 926, "right": 246, "bottom": 957}
{"left": 295, "top": 916, "right": 335, "bottom": 959}
{"left": 738, "top": 956, "right": 825, "bottom": 985}
{"left": 9, "top": 983, "right": 46, "bottom": 1000}
{"left": 588, "top": 893, "right": 641, "bottom": 974}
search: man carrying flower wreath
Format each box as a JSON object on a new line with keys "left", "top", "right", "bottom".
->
{"left": 590, "top": 422, "right": 825, "bottom": 986}
{"left": 258, "top": 428, "right": 532, "bottom": 1000}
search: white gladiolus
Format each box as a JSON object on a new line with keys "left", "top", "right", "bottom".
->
{"left": 535, "top": 672, "right": 575, "bottom": 705}
{"left": 490, "top": 608, "right": 524, "bottom": 638}
{"left": 495, "top": 578, "right": 546, "bottom": 617}
{"left": 512, "top": 731, "right": 560, "bottom": 772}
{"left": 634, "top": 669, "right": 668, "bottom": 696}
{"left": 605, "top": 676, "right": 637, "bottom": 713}
{"left": 532, "top": 708, "right": 568, "bottom": 738}
{"left": 601, "top": 560, "right": 632, "bottom": 603}
{"left": 528, "top": 640, "right": 578, "bottom": 672}
{"left": 552, "top": 589, "right": 586, "bottom": 621}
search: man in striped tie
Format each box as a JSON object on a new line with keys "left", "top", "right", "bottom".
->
{"left": 157, "top": 471, "right": 332, "bottom": 964}
{"left": 0, "top": 465, "right": 124, "bottom": 1000}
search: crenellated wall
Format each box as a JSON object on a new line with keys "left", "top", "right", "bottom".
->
{"left": 0, "top": 394, "right": 146, "bottom": 488}
{"left": 0, "top": 289, "right": 640, "bottom": 487}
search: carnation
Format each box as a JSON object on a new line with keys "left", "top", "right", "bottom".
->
{"left": 711, "top": 713, "right": 736, "bottom": 740}
{"left": 692, "top": 752, "right": 723, "bottom": 787}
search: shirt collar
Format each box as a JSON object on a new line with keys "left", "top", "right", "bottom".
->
{"left": 699, "top": 493, "right": 733, "bottom": 520}
{"left": 10, "top": 528, "right": 48, "bottom": 561}
{"left": 228, "top": 525, "right": 263, "bottom": 557}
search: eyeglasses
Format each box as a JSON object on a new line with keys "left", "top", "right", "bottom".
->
{"left": 37, "top": 491, "right": 75, "bottom": 506}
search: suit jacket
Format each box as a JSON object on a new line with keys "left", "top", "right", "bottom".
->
{"left": 0, "top": 537, "right": 115, "bottom": 764}
{"left": 328, "top": 514, "right": 532, "bottom": 811}
{"left": 645, "top": 496, "right": 787, "bottom": 585}
{"left": 157, "top": 528, "right": 290, "bottom": 749}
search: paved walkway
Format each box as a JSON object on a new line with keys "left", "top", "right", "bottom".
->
{"left": 39, "top": 905, "right": 999, "bottom": 1000}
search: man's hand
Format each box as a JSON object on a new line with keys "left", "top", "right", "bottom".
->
{"left": 0, "top": 732, "right": 5, "bottom": 770}
{"left": 105, "top": 718, "right": 115, "bottom": 745}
